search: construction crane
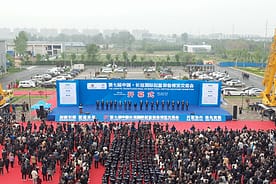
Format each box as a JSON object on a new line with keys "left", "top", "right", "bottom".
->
{"left": 260, "top": 29, "right": 276, "bottom": 106}
{"left": 0, "top": 84, "right": 7, "bottom": 106}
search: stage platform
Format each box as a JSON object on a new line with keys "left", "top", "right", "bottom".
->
{"left": 48, "top": 105, "right": 232, "bottom": 122}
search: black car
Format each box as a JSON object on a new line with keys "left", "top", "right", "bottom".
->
{"left": 40, "top": 81, "right": 56, "bottom": 88}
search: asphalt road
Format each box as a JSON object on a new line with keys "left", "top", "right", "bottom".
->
{"left": 0, "top": 65, "right": 52, "bottom": 89}
{"left": 215, "top": 65, "right": 264, "bottom": 89}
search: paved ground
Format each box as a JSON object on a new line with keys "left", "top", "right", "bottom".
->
{"left": 222, "top": 95, "right": 266, "bottom": 121}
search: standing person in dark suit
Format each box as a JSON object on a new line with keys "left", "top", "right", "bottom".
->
{"left": 119, "top": 101, "right": 122, "bottom": 110}
{"left": 124, "top": 100, "right": 127, "bottom": 110}
{"left": 156, "top": 100, "right": 159, "bottom": 110}
{"left": 105, "top": 101, "right": 109, "bottom": 110}
{"left": 172, "top": 100, "right": 175, "bottom": 110}
{"left": 134, "top": 102, "right": 137, "bottom": 111}
{"left": 96, "top": 100, "right": 100, "bottom": 110}
{"left": 101, "top": 100, "right": 104, "bottom": 110}
{"left": 167, "top": 100, "right": 170, "bottom": 110}
{"left": 140, "top": 100, "right": 143, "bottom": 111}
{"left": 128, "top": 101, "right": 132, "bottom": 110}
{"left": 186, "top": 100, "right": 189, "bottom": 111}
{"left": 145, "top": 100, "right": 149, "bottom": 111}
{"left": 162, "top": 100, "right": 165, "bottom": 110}
{"left": 177, "top": 100, "right": 180, "bottom": 110}
{"left": 151, "top": 101, "right": 154, "bottom": 111}
{"left": 110, "top": 100, "right": 113, "bottom": 109}
{"left": 181, "top": 100, "right": 185, "bottom": 111}
{"left": 114, "top": 100, "right": 117, "bottom": 110}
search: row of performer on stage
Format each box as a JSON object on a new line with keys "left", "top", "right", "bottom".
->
{"left": 95, "top": 99, "right": 189, "bottom": 111}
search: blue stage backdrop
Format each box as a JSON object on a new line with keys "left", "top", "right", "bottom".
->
{"left": 56, "top": 79, "right": 221, "bottom": 107}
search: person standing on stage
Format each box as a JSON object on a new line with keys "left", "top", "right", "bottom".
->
{"left": 140, "top": 100, "right": 143, "bottom": 111}
{"left": 145, "top": 100, "right": 149, "bottom": 110}
{"left": 105, "top": 100, "right": 109, "bottom": 110}
{"left": 110, "top": 100, "right": 113, "bottom": 109}
{"left": 114, "top": 100, "right": 117, "bottom": 110}
{"left": 167, "top": 100, "right": 170, "bottom": 110}
{"left": 134, "top": 102, "right": 137, "bottom": 111}
{"left": 162, "top": 100, "right": 165, "bottom": 110}
{"left": 156, "top": 100, "right": 159, "bottom": 110}
{"left": 172, "top": 100, "right": 175, "bottom": 110}
{"left": 177, "top": 100, "right": 180, "bottom": 110}
{"left": 151, "top": 101, "right": 154, "bottom": 111}
{"left": 119, "top": 101, "right": 122, "bottom": 110}
{"left": 128, "top": 101, "right": 132, "bottom": 110}
{"left": 101, "top": 99, "right": 104, "bottom": 110}
{"left": 96, "top": 100, "right": 100, "bottom": 110}
{"left": 124, "top": 100, "right": 127, "bottom": 110}
{"left": 186, "top": 100, "right": 189, "bottom": 111}
{"left": 181, "top": 100, "right": 185, "bottom": 111}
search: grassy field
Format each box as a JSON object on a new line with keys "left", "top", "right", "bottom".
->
{"left": 238, "top": 67, "right": 265, "bottom": 77}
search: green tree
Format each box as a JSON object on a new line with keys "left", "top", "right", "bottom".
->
{"left": 122, "top": 51, "right": 128, "bottom": 66}
{"left": 36, "top": 54, "right": 42, "bottom": 63}
{"left": 86, "top": 44, "right": 99, "bottom": 62}
{"left": 131, "top": 54, "right": 137, "bottom": 62}
{"left": 115, "top": 55, "right": 119, "bottom": 62}
{"left": 6, "top": 54, "right": 15, "bottom": 67}
{"left": 71, "top": 53, "right": 77, "bottom": 62}
{"left": 81, "top": 54, "right": 85, "bottom": 61}
{"left": 61, "top": 52, "right": 66, "bottom": 61}
{"left": 14, "top": 31, "right": 28, "bottom": 56}
{"left": 106, "top": 53, "right": 112, "bottom": 63}
{"left": 166, "top": 55, "right": 170, "bottom": 62}
{"left": 45, "top": 54, "right": 49, "bottom": 62}
{"left": 175, "top": 54, "right": 180, "bottom": 62}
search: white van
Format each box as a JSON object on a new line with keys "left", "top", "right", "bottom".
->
{"left": 18, "top": 80, "right": 36, "bottom": 88}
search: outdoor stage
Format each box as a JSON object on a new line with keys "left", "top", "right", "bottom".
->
{"left": 48, "top": 104, "right": 232, "bottom": 122}
{"left": 47, "top": 79, "right": 232, "bottom": 122}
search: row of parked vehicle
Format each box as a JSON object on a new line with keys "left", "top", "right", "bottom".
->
{"left": 221, "top": 86, "right": 263, "bottom": 96}
{"left": 18, "top": 66, "right": 82, "bottom": 88}
{"left": 192, "top": 70, "right": 262, "bottom": 96}
{"left": 193, "top": 71, "right": 245, "bottom": 87}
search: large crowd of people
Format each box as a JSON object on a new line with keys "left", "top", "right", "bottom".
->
{"left": 0, "top": 118, "right": 275, "bottom": 184}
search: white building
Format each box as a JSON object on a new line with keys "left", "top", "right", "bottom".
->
{"left": 183, "top": 45, "right": 212, "bottom": 53}
{"left": 7, "top": 41, "right": 63, "bottom": 57}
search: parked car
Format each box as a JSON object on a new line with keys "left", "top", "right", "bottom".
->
{"left": 59, "top": 73, "right": 73, "bottom": 80}
{"left": 40, "top": 81, "right": 56, "bottom": 88}
{"left": 224, "top": 88, "right": 246, "bottom": 96}
{"left": 226, "top": 79, "right": 245, "bottom": 87}
{"left": 245, "top": 88, "right": 263, "bottom": 96}
{"left": 18, "top": 80, "right": 36, "bottom": 88}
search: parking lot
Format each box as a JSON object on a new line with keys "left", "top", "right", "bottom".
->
{"left": 0, "top": 64, "right": 267, "bottom": 121}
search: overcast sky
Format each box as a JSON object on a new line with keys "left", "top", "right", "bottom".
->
{"left": 0, "top": 0, "right": 275, "bottom": 36}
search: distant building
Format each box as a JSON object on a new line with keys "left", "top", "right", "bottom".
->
{"left": 7, "top": 41, "right": 63, "bottom": 57}
{"left": 0, "top": 40, "right": 7, "bottom": 73}
{"left": 64, "top": 42, "right": 86, "bottom": 52}
{"left": 132, "top": 29, "right": 149, "bottom": 40}
{"left": 183, "top": 45, "right": 212, "bottom": 53}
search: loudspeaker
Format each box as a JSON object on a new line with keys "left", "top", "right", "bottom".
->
{"left": 233, "top": 105, "right": 238, "bottom": 120}
{"left": 39, "top": 106, "right": 44, "bottom": 112}
{"left": 39, "top": 106, "right": 45, "bottom": 119}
